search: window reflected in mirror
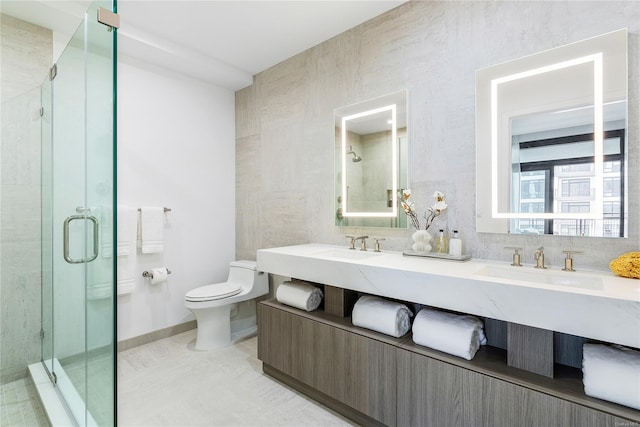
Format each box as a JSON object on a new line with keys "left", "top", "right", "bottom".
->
{"left": 510, "top": 129, "right": 625, "bottom": 236}
{"left": 476, "top": 29, "right": 627, "bottom": 237}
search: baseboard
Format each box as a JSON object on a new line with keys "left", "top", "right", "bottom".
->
{"left": 117, "top": 320, "right": 197, "bottom": 352}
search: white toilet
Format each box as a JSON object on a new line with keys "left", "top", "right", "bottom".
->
{"left": 185, "top": 260, "right": 268, "bottom": 350}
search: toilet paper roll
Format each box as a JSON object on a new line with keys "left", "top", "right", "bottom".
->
{"left": 150, "top": 267, "right": 168, "bottom": 285}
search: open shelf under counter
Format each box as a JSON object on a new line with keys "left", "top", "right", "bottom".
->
{"left": 257, "top": 244, "right": 640, "bottom": 350}
{"left": 259, "top": 299, "right": 640, "bottom": 424}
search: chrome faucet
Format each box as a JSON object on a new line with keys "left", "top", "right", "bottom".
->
{"left": 534, "top": 247, "right": 548, "bottom": 269}
{"left": 346, "top": 235, "right": 357, "bottom": 250}
{"left": 354, "top": 235, "right": 369, "bottom": 251}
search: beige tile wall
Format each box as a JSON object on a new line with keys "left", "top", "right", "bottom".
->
{"left": 236, "top": 1, "right": 640, "bottom": 271}
{"left": 0, "top": 14, "right": 52, "bottom": 383}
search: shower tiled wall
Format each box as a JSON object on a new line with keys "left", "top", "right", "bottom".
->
{"left": 0, "top": 14, "right": 52, "bottom": 383}
{"left": 235, "top": 1, "right": 640, "bottom": 270}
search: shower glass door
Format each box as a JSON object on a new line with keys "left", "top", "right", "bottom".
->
{"left": 41, "top": 1, "right": 116, "bottom": 425}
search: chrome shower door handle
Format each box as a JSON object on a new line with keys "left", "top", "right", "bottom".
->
{"left": 63, "top": 214, "right": 99, "bottom": 264}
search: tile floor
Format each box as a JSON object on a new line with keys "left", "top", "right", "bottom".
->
{"left": 0, "top": 376, "right": 48, "bottom": 427}
{"left": 118, "top": 329, "right": 355, "bottom": 426}
{"left": 1, "top": 330, "right": 353, "bottom": 427}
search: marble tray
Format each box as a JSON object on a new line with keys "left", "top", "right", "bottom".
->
{"left": 402, "top": 250, "right": 470, "bottom": 261}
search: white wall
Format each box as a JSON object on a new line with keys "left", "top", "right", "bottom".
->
{"left": 116, "top": 57, "right": 236, "bottom": 342}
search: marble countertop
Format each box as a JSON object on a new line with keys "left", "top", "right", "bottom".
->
{"left": 257, "top": 243, "right": 640, "bottom": 348}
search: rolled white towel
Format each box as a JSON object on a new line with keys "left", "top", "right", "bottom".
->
{"left": 583, "top": 343, "right": 640, "bottom": 410}
{"left": 412, "top": 308, "right": 487, "bottom": 360}
{"left": 352, "top": 295, "right": 413, "bottom": 338}
{"left": 276, "top": 281, "right": 323, "bottom": 311}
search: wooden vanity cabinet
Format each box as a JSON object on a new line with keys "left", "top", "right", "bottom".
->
{"left": 258, "top": 300, "right": 639, "bottom": 427}
{"left": 396, "top": 349, "right": 629, "bottom": 427}
{"left": 258, "top": 300, "right": 396, "bottom": 426}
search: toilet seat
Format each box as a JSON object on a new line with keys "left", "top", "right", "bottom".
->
{"left": 185, "top": 282, "right": 242, "bottom": 302}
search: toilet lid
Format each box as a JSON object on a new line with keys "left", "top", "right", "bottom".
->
{"left": 185, "top": 282, "right": 242, "bottom": 302}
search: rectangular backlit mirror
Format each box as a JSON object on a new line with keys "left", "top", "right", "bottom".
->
{"left": 335, "top": 90, "right": 408, "bottom": 228}
{"left": 476, "top": 29, "right": 627, "bottom": 237}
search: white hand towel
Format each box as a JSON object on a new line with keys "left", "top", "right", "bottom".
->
{"left": 117, "top": 205, "right": 136, "bottom": 257}
{"left": 89, "top": 257, "right": 112, "bottom": 300}
{"left": 117, "top": 244, "right": 137, "bottom": 295}
{"left": 99, "top": 206, "right": 113, "bottom": 258}
{"left": 276, "top": 281, "right": 323, "bottom": 311}
{"left": 352, "top": 295, "right": 413, "bottom": 338}
{"left": 116, "top": 274, "right": 136, "bottom": 296}
{"left": 139, "top": 207, "right": 164, "bottom": 254}
{"left": 583, "top": 343, "right": 640, "bottom": 410}
{"left": 116, "top": 206, "right": 139, "bottom": 295}
{"left": 86, "top": 205, "right": 138, "bottom": 296}
{"left": 412, "top": 308, "right": 487, "bottom": 360}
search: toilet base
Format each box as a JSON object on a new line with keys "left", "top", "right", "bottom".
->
{"left": 193, "top": 305, "right": 232, "bottom": 350}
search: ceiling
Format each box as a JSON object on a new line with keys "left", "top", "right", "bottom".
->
{"left": 1, "top": 0, "right": 407, "bottom": 90}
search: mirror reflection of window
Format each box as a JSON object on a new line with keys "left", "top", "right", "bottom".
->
{"left": 510, "top": 129, "right": 624, "bottom": 236}
{"left": 476, "top": 29, "right": 628, "bottom": 238}
{"left": 604, "top": 176, "right": 621, "bottom": 197}
{"left": 519, "top": 174, "right": 545, "bottom": 199}
{"left": 561, "top": 177, "right": 591, "bottom": 197}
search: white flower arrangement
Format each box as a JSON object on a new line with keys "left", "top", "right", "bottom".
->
{"left": 401, "top": 189, "right": 448, "bottom": 230}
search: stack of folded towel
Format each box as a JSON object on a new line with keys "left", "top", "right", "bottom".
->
{"left": 583, "top": 343, "right": 640, "bottom": 410}
{"left": 352, "top": 295, "right": 413, "bottom": 338}
{"left": 276, "top": 280, "right": 323, "bottom": 311}
{"left": 412, "top": 308, "right": 487, "bottom": 360}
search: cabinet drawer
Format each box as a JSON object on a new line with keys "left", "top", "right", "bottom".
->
{"left": 397, "top": 350, "right": 630, "bottom": 427}
{"left": 258, "top": 302, "right": 396, "bottom": 426}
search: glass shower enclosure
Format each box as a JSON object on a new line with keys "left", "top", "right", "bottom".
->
{"left": 40, "top": 1, "right": 116, "bottom": 425}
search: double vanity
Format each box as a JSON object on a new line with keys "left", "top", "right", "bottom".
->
{"left": 259, "top": 243, "right": 639, "bottom": 348}
{"left": 256, "top": 244, "right": 640, "bottom": 426}
{"left": 256, "top": 25, "right": 637, "bottom": 427}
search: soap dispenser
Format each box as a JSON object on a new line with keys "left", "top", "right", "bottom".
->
{"left": 434, "top": 229, "right": 448, "bottom": 253}
{"left": 448, "top": 230, "right": 462, "bottom": 257}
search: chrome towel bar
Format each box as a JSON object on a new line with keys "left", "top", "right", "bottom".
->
{"left": 138, "top": 207, "right": 171, "bottom": 212}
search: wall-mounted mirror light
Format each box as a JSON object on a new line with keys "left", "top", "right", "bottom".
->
{"left": 476, "top": 29, "right": 627, "bottom": 237}
{"left": 334, "top": 90, "right": 408, "bottom": 228}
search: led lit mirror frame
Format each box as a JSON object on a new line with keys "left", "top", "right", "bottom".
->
{"left": 342, "top": 105, "right": 397, "bottom": 217}
{"left": 476, "top": 29, "right": 627, "bottom": 237}
{"left": 334, "top": 90, "right": 408, "bottom": 228}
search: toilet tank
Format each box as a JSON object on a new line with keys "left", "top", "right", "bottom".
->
{"left": 227, "top": 260, "right": 268, "bottom": 296}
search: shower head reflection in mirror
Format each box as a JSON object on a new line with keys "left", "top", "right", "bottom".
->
{"left": 342, "top": 105, "right": 397, "bottom": 217}
{"left": 346, "top": 145, "right": 362, "bottom": 162}
{"left": 334, "top": 90, "right": 409, "bottom": 228}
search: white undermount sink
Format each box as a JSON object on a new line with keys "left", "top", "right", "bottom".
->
{"left": 314, "top": 248, "right": 384, "bottom": 260}
{"left": 474, "top": 265, "right": 604, "bottom": 290}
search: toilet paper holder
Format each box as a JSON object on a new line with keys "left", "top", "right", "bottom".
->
{"left": 142, "top": 268, "right": 171, "bottom": 279}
